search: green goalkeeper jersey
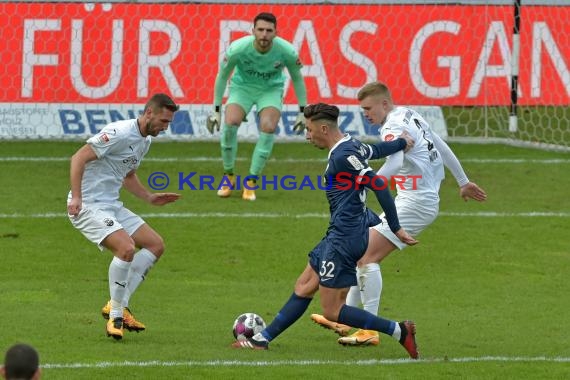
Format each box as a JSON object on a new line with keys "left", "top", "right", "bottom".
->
{"left": 213, "top": 35, "right": 307, "bottom": 106}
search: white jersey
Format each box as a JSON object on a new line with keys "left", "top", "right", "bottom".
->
{"left": 380, "top": 106, "right": 444, "bottom": 203}
{"left": 70, "top": 119, "right": 151, "bottom": 207}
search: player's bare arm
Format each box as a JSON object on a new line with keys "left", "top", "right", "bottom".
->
{"left": 68, "top": 144, "right": 98, "bottom": 216}
{"left": 149, "top": 193, "right": 181, "bottom": 206}
{"left": 123, "top": 170, "right": 180, "bottom": 205}
{"left": 460, "top": 182, "right": 487, "bottom": 202}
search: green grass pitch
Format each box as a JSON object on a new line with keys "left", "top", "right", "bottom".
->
{"left": 0, "top": 140, "right": 569, "bottom": 379}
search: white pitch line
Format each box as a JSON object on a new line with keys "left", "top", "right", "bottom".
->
{"left": 1, "top": 211, "right": 569, "bottom": 219}
{"left": 41, "top": 356, "right": 570, "bottom": 369}
{"left": 0, "top": 156, "right": 569, "bottom": 164}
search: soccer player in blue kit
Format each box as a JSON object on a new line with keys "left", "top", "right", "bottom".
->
{"left": 232, "top": 103, "right": 421, "bottom": 359}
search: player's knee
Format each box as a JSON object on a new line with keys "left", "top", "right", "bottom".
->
{"left": 225, "top": 116, "right": 242, "bottom": 126}
{"left": 115, "top": 244, "right": 136, "bottom": 261}
{"left": 147, "top": 236, "right": 165, "bottom": 258}
{"left": 294, "top": 281, "right": 317, "bottom": 298}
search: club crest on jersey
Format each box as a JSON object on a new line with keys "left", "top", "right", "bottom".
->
{"left": 347, "top": 155, "right": 364, "bottom": 170}
{"left": 122, "top": 156, "right": 138, "bottom": 166}
{"left": 384, "top": 134, "right": 395, "bottom": 141}
{"left": 273, "top": 61, "right": 283, "bottom": 68}
{"left": 98, "top": 133, "right": 110, "bottom": 144}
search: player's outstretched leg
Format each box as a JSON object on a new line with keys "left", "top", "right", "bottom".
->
{"left": 310, "top": 314, "right": 352, "bottom": 336}
{"left": 335, "top": 304, "right": 419, "bottom": 359}
{"left": 232, "top": 293, "right": 312, "bottom": 350}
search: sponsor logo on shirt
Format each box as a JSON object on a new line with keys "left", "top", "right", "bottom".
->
{"left": 122, "top": 156, "right": 139, "bottom": 166}
{"left": 98, "top": 133, "right": 110, "bottom": 144}
{"left": 244, "top": 69, "right": 278, "bottom": 80}
{"left": 346, "top": 155, "right": 365, "bottom": 170}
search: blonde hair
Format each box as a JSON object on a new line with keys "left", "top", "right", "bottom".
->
{"left": 357, "top": 82, "right": 392, "bottom": 102}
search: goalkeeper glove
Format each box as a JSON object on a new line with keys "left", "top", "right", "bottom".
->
{"left": 206, "top": 106, "right": 221, "bottom": 134}
{"left": 293, "top": 107, "right": 306, "bottom": 134}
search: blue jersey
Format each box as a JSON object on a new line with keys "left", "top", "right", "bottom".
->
{"left": 324, "top": 134, "right": 400, "bottom": 238}
{"left": 308, "top": 134, "right": 406, "bottom": 288}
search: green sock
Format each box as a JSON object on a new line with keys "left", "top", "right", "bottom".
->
{"left": 249, "top": 132, "right": 275, "bottom": 177}
{"left": 221, "top": 124, "right": 238, "bottom": 174}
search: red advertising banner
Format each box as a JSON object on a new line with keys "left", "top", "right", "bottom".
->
{"left": 0, "top": 3, "right": 568, "bottom": 106}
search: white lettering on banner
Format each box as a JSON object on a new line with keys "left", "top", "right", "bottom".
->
{"left": 468, "top": 21, "right": 516, "bottom": 98}
{"left": 22, "top": 17, "right": 183, "bottom": 99}
{"left": 338, "top": 20, "right": 378, "bottom": 99}
{"left": 532, "top": 22, "right": 570, "bottom": 98}
{"left": 71, "top": 19, "right": 123, "bottom": 98}
{"left": 138, "top": 20, "right": 183, "bottom": 98}
{"left": 14, "top": 10, "right": 567, "bottom": 104}
{"left": 410, "top": 21, "right": 461, "bottom": 98}
{"left": 22, "top": 19, "right": 61, "bottom": 98}
{"left": 219, "top": 20, "right": 251, "bottom": 99}
{"left": 289, "top": 20, "right": 331, "bottom": 98}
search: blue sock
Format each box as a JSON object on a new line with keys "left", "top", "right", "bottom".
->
{"left": 261, "top": 293, "right": 312, "bottom": 341}
{"left": 337, "top": 304, "right": 396, "bottom": 335}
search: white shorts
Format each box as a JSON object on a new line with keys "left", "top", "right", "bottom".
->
{"left": 68, "top": 204, "right": 145, "bottom": 251}
{"left": 372, "top": 197, "right": 439, "bottom": 250}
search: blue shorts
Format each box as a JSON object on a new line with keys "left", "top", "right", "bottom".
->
{"left": 308, "top": 234, "right": 368, "bottom": 289}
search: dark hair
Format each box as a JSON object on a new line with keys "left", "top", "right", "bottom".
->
{"left": 3, "top": 344, "right": 39, "bottom": 380}
{"left": 254, "top": 12, "right": 277, "bottom": 28}
{"left": 303, "top": 103, "right": 340, "bottom": 122}
{"left": 145, "top": 93, "right": 179, "bottom": 113}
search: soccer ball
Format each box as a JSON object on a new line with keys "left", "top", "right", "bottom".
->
{"left": 232, "top": 313, "right": 266, "bottom": 341}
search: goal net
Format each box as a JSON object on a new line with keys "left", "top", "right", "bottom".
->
{"left": 0, "top": 1, "right": 568, "bottom": 150}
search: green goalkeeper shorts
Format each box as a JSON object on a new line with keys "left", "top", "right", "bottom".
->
{"left": 227, "top": 84, "right": 284, "bottom": 114}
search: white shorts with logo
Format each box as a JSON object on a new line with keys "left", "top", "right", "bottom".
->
{"left": 372, "top": 196, "right": 439, "bottom": 250}
{"left": 68, "top": 203, "right": 145, "bottom": 251}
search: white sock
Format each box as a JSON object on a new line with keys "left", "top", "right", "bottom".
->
{"left": 391, "top": 322, "right": 402, "bottom": 341}
{"left": 346, "top": 284, "right": 361, "bottom": 307}
{"left": 359, "top": 263, "right": 382, "bottom": 315}
{"left": 109, "top": 257, "right": 131, "bottom": 319}
{"left": 123, "top": 248, "right": 157, "bottom": 308}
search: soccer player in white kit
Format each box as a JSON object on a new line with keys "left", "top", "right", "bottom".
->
{"left": 311, "top": 82, "right": 487, "bottom": 346}
{"left": 67, "top": 93, "right": 181, "bottom": 340}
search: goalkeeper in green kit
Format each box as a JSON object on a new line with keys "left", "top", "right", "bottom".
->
{"left": 207, "top": 12, "right": 308, "bottom": 201}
